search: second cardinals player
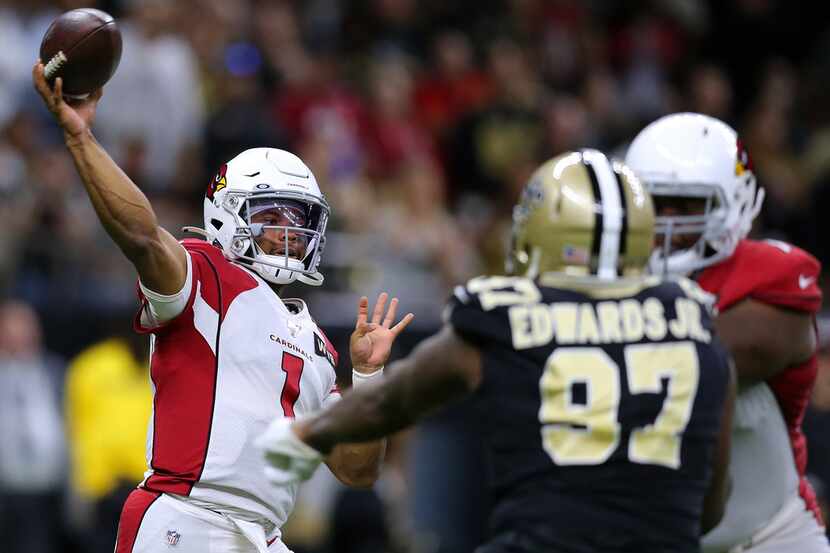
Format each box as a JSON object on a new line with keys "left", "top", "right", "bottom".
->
{"left": 626, "top": 113, "right": 829, "bottom": 553}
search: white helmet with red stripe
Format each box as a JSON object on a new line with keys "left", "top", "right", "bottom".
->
{"left": 624, "top": 112, "right": 764, "bottom": 275}
{"left": 202, "top": 148, "right": 330, "bottom": 286}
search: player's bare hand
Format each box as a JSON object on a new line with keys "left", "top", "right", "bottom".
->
{"left": 32, "top": 60, "right": 102, "bottom": 139}
{"left": 350, "top": 293, "right": 414, "bottom": 374}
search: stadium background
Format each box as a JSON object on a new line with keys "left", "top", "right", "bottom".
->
{"left": 2, "top": 0, "right": 830, "bottom": 552}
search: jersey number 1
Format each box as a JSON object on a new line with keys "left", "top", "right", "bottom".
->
{"left": 280, "top": 352, "right": 304, "bottom": 417}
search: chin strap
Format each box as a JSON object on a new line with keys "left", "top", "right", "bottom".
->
{"left": 181, "top": 226, "right": 210, "bottom": 238}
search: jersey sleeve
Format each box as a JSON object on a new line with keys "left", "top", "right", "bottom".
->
{"left": 746, "top": 241, "right": 822, "bottom": 313}
{"left": 445, "top": 277, "right": 527, "bottom": 347}
{"left": 133, "top": 240, "right": 214, "bottom": 333}
{"left": 312, "top": 324, "right": 341, "bottom": 408}
{"left": 137, "top": 252, "right": 194, "bottom": 327}
{"left": 313, "top": 326, "right": 340, "bottom": 369}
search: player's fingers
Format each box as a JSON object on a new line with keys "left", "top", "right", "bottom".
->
{"left": 32, "top": 59, "right": 44, "bottom": 82}
{"left": 53, "top": 77, "right": 65, "bottom": 107}
{"left": 391, "top": 313, "right": 415, "bottom": 336}
{"left": 382, "top": 297, "right": 399, "bottom": 328}
{"left": 355, "top": 296, "right": 369, "bottom": 329}
{"left": 32, "top": 62, "right": 51, "bottom": 101}
{"left": 31, "top": 61, "right": 42, "bottom": 85}
{"left": 371, "top": 292, "right": 388, "bottom": 325}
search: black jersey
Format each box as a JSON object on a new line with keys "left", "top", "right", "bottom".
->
{"left": 447, "top": 274, "right": 732, "bottom": 553}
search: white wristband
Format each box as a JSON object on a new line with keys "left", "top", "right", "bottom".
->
{"left": 352, "top": 366, "right": 384, "bottom": 388}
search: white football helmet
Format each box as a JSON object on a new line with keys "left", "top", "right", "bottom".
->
{"left": 200, "top": 148, "right": 330, "bottom": 286}
{"left": 624, "top": 112, "right": 764, "bottom": 275}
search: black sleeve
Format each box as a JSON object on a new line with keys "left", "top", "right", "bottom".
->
{"left": 444, "top": 282, "right": 513, "bottom": 348}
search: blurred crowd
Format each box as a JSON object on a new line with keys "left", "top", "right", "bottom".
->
{"left": 3, "top": 0, "right": 830, "bottom": 552}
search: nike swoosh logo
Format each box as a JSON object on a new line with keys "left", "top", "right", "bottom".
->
{"left": 799, "top": 274, "right": 815, "bottom": 289}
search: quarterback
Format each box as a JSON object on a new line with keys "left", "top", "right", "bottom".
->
{"left": 259, "top": 150, "right": 737, "bottom": 553}
{"left": 32, "top": 64, "right": 412, "bottom": 552}
{"left": 626, "top": 112, "right": 829, "bottom": 553}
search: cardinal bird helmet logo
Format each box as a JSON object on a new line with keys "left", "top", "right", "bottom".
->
{"left": 207, "top": 163, "right": 228, "bottom": 200}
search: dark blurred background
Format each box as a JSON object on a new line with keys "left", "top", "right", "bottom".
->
{"left": 2, "top": 1, "right": 830, "bottom": 552}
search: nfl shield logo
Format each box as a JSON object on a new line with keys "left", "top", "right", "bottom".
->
{"left": 166, "top": 530, "right": 181, "bottom": 546}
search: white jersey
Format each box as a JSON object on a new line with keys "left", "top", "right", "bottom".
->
{"left": 702, "top": 382, "right": 801, "bottom": 552}
{"left": 134, "top": 239, "right": 340, "bottom": 540}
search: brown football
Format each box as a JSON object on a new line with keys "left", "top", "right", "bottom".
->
{"left": 39, "top": 8, "right": 122, "bottom": 98}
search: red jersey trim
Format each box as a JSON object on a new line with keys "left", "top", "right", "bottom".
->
{"left": 115, "top": 488, "right": 161, "bottom": 553}
{"left": 191, "top": 250, "right": 222, "bottom": 488}
{"left": 145, "top": 249, "right": 222, "bottom": 496}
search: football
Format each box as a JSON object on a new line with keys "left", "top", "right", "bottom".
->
{"left": 39, "top": 8, "right": 122, "bottom": 98}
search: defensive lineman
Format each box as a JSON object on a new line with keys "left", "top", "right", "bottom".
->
{"left": 259, "top": 150, "right": 736, "bottom": 553}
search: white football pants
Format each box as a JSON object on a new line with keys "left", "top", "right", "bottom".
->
{"left": 115, "top": 488, "right": 292, "bottom": 553}
{"left": 726, "top": 495, "right": 829, "bottom": 553}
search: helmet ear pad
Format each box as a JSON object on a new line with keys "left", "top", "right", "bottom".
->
{"left": 201, "top": 148, "right": 331, "bottom": 286}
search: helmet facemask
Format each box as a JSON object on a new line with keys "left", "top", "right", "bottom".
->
{"left": 647, "top": 175, "right": 763, "bottom": 276}
{"left": 221, "top": 190, "right": 329, "bottom": 286}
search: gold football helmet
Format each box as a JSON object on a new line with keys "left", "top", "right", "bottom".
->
{"left": 507, "top": 149, "right": 654, "bottom": 279}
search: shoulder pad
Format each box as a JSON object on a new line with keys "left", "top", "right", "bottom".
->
{"left": 699, "top": 240, "right": 822, "bottom": 313}
{"left": 447, "top": 275, "right": 541, "bottom": 346}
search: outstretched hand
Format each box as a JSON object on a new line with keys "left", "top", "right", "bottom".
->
{"left": 32, "top": 60, "right": 102, "bottom": 139}
{"left": 350, "top": 293, "right": 414, "bottom": 374}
